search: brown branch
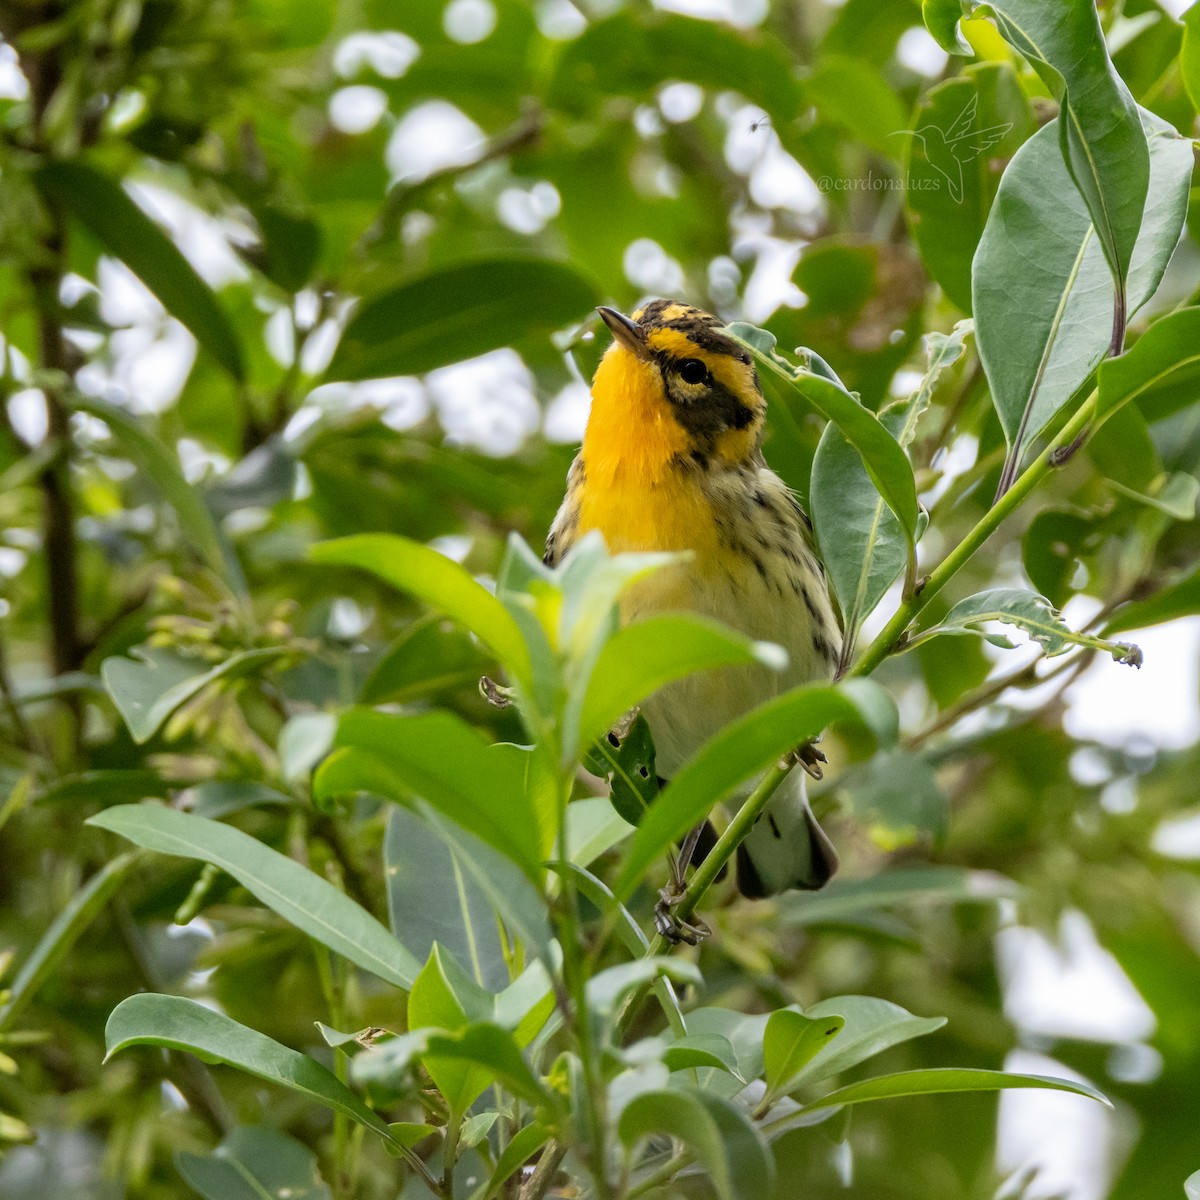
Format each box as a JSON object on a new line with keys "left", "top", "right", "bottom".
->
{"left": 24, "top": 9, "right": 84, "bottom": 681}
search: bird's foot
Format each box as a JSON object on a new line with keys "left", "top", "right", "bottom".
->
{"left": 654, "top": 885, "right": 711, "bottom": 945}
{"left": 783, "top": 736, "right": 827, "bottom": 780}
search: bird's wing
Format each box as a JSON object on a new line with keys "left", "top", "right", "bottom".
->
{"left": 543, "top": 454, "right": 585, "bottom": 567}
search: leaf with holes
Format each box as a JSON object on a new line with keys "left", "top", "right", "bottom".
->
{"left": 584, "top": 714, "right": 660, "bottom": 827}
{"left": 910, "top": 589, "right": 1142, "bottom": 665}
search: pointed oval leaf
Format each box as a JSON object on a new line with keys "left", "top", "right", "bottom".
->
{"left": 619, "top": 1089, "right": 773, "bottom": 1200}
{"left": 87, "top": 805, "right": 419, "bottom": 988}
{"left": 803, "top": 1067, "right": 1110, "bottom": 1113}
{"left": 575, "top": 613, "right": 785, "bottom": 752}
{"left": 384, "top": 807, "right": 510, "bottom": 993}
{"left": 974, "top": 110, "right": 1191, "bottom": 475}
{"left": 101, "top": 646, "right": 284, "bottom": 745}
{"left": 914, "top": 588, "right": 1142, "bottom": 665}
{"left": 763, "top": 1010, "right": 846, "bottom": 1098}
{"left": 475, "top": 1123, "right": 551, "bottom": 1200}
{"left": 924, "top": 0, "right": 1148, "bottom": 301}
{"left": 36, "top": 162, "right": 245, "bottom": 379}
{"left": 106, "top": 994, "right": 393, "bottom": 1138}
{"left": 813, "top": 324, "right": 968, "bottom": 662}
{"left": 309, "top": 534, "right": 532, "bottom": 690}
{"left": 75, "top": 396, "right": 243, "bottom": 590}
{"left": 315, "top": 709, "right": 550, "bottom": 878}
{"left": 1096, "top": 307, "right": 1200, "bottom": 428}
{"left": 175, "top": 1126, "right": 331, "bottom": 1200}
{"left": 793, "top": 995, "right": 948, "bottom": 1088}
{"left": 326, "top": 258, "right": 597, "bottom": 381}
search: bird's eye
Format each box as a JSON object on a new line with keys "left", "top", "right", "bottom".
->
{"left": 679, "top": 358, "right": 709, "bottom": 385}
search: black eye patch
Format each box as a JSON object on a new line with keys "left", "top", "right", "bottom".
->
{"left": 678, "top": 358, "right": 709, "bottom": 385}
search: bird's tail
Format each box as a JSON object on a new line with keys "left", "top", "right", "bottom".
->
{"left": 734, "top": 769, "right": 839, "bottom": 897}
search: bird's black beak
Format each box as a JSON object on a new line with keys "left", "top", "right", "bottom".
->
{"left": 597, "top": 306, "right": 650, "bottom": 360}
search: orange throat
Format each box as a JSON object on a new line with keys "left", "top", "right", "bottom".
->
{"left": 576, "top": 349, "right": 714, "bottom": 555}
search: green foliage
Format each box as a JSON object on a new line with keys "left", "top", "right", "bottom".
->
{"left": 2, "top": 0, "right": 1200, "bottom": 1197}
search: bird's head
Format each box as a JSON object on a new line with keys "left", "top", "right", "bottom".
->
{"left": 585, "top": 300, "right": 765, "bottom": 480}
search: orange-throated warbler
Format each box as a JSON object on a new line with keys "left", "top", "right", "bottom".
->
{"left": 546, "top": 300, "right": 843, "bottom": 939}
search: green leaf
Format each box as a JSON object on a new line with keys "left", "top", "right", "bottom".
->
{"left": 360, "top": 616, "right": 494, "bottom": 706}
{"left": 563, "top": 796, "right": 635, "bottom": 868}
{"left": 727, "top": 324, "right": 920, "bottom": 555}
{"left": 803, "top": 55, "right": 907, "bottom": 157}
{"left": 310, "top": 534, "right": 532, "bottom": 690}
{"left": 904, "top": 63, "right": 1037, "bottom": 312}
{"left": 105, "top": 994, "right": 394, "bottom": 1139}
{"left": 0, "top": 852, "right": 140, "bottom": 1034}
{"left": 384, "top": 806, "right": 510, "bottom": 994}
{"left": 175, "top": 1126, "right": 331, "bottom": 1200}
{"left": 326, "top": 258, "right": 596, "bottom": 381}
{"left": 611, "top": 680, "right": 897, "bottom": 902}
{"left": 1021, "top": 508, "right": 1101, "bottom": 610}
{"left": 74, "top": 396, "right": 244, "bottom": 591}
{"left": 552, "top": 533, "right": 679, "bottom": 664}
{"left": 684, "top": 1009, "right": 773, "bottom": 1097}
{"left": 87, "top": 806, "right": 419, "bottom": 988}
{"left": 1185, "top": 4, "right": 1200, "bottom": 113}
{"left": 975, "top": 110, "right": 1191, "bottom": 485}
{"left": 1109, "top": 472, "right": 1200, "bottom": 521}
{"left": 418, "top": 805, "right": 555, "bottom": 969}
{"left": 791, "top": 996, "right": 947, "bottom": 1087}
{"left": 803, "top": 1067, "right": 1110, "bottom": 1113}
{"left": 763, "top": 1010, "right": 846, "bottom": 1099}
{"left": 575, "top": 613, "right": 785, "bottom": 755}
{"left": 35, "top": 162, "right": 245, "bottom": 379}
{"left": 925, "top": 0, "right": 1148, "bottom": 308}
{"left": 278, "top": 712, "right": 335, "bottom": 786}
{"left": 1097, "top": 308, "right": 1200, "bottom": 427}
{"left": 546, "top": 11, "right": 802, "bottom": 121}
{"left": 408, "top": 945, "right": 498, "bottom": 1114}
{"left": 619, "top": 1089, "right": 773, "bottom": 1200}
{"left": 183, "top": 780, "right": 293, "bottom": 819}
{"left": 587, "top": 958, "right": 702, "bottom": 1022}
{"left": 471, "top": 1123, "right": 550, "bottom": 1200}
{"left": 314, "top": 709, "right": 552, "bottom": 879}
{"left": 660, "top": 1034, "right": 742, "bottom": 1077}
{"left": 1105, "top": 565, "right": 1200, "bottom": 637}
{"left": 912, "top": 588, "right": 1142, "bottom": 665}
{"left": 584, "top": 715, "right": 659, "bottom": 828}
{"left": 780, "top": 866, "right": 1018, "bottom": 929}
{"left": 425, "top": 1023, "right": 552, "bottom": 1110}
{"left": 839, "top": 749, "right": 948, "bottom": 850}
{"left": 370, "top": 953, "right": 552, "bottom": 1112}
{"left": 101, "top": 646, "right": 286, "bottom": 745}
{"left": 812, "top": 323, "right": 968, "bottom": 664}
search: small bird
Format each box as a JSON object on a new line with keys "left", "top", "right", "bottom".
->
{"left": 545, "top": 300, "right": 843, "bottom": 929}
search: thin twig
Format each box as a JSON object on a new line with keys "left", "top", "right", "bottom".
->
{"left": 518, "top": 1143, "right": 568, "bottom": 1200}
{"left": 852, "top": 388, "right": 1100, "bottom": 678}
